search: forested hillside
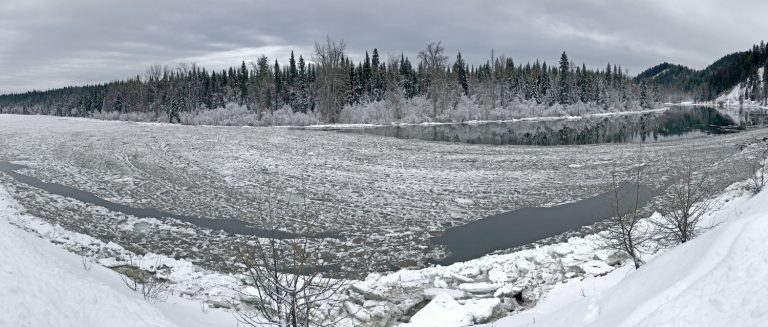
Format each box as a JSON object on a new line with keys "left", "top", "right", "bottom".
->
{"left": 0, "top": 41, "right": 652, "bottom": 125}
{"left": 637, "top": 41, "right": 768, "bottom": 103}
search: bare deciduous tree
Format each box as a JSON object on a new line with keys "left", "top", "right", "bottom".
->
{"left": 418, "top": 41, "right": 458, "bottom": 118}
{"left": 601, "top": 167, "right": 652, "bottom": 269}
{"left": 314, "top": 37, "right": 347, "bottom": 124}
{"left": 386, "top": 57, "right": 405, "bottom": 121}
{"left": 653, "top": 160, "right": 715, "bottom": 244}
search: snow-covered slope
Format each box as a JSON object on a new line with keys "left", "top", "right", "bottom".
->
{"left": 715, "top": 83, "right": 743, "bottom": 106}
{"left": 0, "top": 186, "right": 235, "bottom": 327}
{"left": 490, "top": 187, "right": 768, "bottom": 327}
{"left": 715, "top": 67, "right": 765, "bottom": 108}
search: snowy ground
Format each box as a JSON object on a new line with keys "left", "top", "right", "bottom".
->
{"left": 0, "top": 114, "right": 762, "bottom": 275}
{"left": 0, "top": 185, "right": 236, "bottom": 327}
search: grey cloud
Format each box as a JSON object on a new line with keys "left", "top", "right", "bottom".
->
{"left": 1, "top": 0, "right": 766, "bottom": 93}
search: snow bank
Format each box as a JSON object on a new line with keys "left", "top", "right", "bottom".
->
{"left": 403, "top": 294, "right": 474, "bottom": 327}
{"left": 345, "top": 228, "right": 621, "bottom": 326}
{"left": 490, "top": 186, "right": 768, "bottom": 327}
{"left": 0, "top": 186, "right": 235, "bottom": 327}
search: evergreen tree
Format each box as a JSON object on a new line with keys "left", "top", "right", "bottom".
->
{"left": 579, "top": 64, "right": 589, "bottom": 103}
{"left": 289, "top": 51, "right": 298, "bottom": 83}
{"left": 639, "top": 80, "right": 649, "bottom": 108}
{"left": 453, "top": 52, "right": 469, "bottom": 96}
{"left": 538, "top": 61, "right": 551, "bottom": 104}
{"left": 559, "top": 52, "right": 571, "bottom": 105}
{"left": 371, "top": 49, "right": 380, "bottom": 70}
{"left": 296, "top": 55, "right": 309, "bottom": 112}
{"left": 347, "top": 64, "right": 357, "bottom": 105}
{"left": 371, "top": 49, "right": 383, "bottom": 100}
{"left": 239, "top": 61, "right": 249, "bottom": 104}
{"left": 362, "top": 51, "right": 372, "bottom": 99}
{"left": 273, "top": 60, "right": 282, "bottom": 110}
{"left": 400, "top": 55, "right": 418, "bottom": 98}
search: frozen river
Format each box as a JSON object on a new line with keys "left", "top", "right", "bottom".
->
{"left": 0, "top": 110, "right": 765, "bottom": 273}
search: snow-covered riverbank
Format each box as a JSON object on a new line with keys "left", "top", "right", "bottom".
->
{"left": 0, "top": 185, "right": 236, "bottom": 327}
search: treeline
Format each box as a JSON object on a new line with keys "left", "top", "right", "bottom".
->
{"left": 636, "top": 41, "right": 768, "bottom": 104}
{"left": 0, "top": 39, "right": 658, "bottom": 124}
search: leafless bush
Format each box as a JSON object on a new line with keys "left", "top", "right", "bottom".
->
{"left": 123, "top": 275, "right": 169, "bottom": 303}
{"left": 746, "top": 143, "right": 768, "bottom": 194}
{"left": 119, "top": 256, "right": 169, "bottom": 303}
{"left": 235, "top": 196, "right": 366, "bottom": 327}
{"left": 600, "top": 167, "right": 652, "bottom": 269}
{"left": 81, "top": 255, "right": 93, "bottom": 272}
{"left": 200, "top": 302, "right": 211, "bottom": 314}
{"left": 653, "top": 160, "right": 716, "bottom": 244}
{"left": 179, "top": 103, "right": 320, "bottom": 126}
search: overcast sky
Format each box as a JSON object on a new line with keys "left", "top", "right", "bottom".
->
{"left": 1, "top": 0, "right": 766, "bottom": 94}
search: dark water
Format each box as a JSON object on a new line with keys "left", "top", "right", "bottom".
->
{"left": 432, "top": 182, "right": 656, "bottom": 265}
{"left": 0, "top": 161, "right": 307, "bottom": 238}
{"left": 344, "top": 107, "right": 768, "bottom": 146}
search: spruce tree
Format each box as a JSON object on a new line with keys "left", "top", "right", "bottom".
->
{"left": 579, "top": 63, "right": 589, "bottom": 103}
{"left": 289, "top": 51, "right": 298, "bottom": 82}
{"left": 559, "top": 52, "right": 570, "bottom": 105}
{"left": 652, "top": 83, "right": 661, "bottom": 104}
{"left": 362, "top": 51, "right": 372, "bottom": 99}
{"left": 539, "top": 61, "right": 551, "bottom": 104}
{"left": 239, "top": 61, "right": 249, "bottom": 104}
{"left": 297, "top": 55, "right": 308, "bottom": 112}
{"left": 453, "top": 52, "right": 469, "bottom": 96}
{"left": 371, "top": 49, "right": 383, "bottom": 100}
{"left": 273, "top": 60, "right": 282, "bottom": 110}
{"left": 639, "top": 80, "right": 649, "bottom": 108}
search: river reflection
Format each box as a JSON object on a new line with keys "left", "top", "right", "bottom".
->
{"left": 344, "top": 106, "right": 768, "bottom": 145}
